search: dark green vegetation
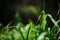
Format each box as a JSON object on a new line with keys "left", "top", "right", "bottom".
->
{"left": 0, "top": 10, "right": 60, "bottom": 40}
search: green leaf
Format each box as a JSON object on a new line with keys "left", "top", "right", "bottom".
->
{"left": 39, "top": 11, "right": 48, "bottom": 31}
{"left": 37, "top": 32, "right": 47, "bottom": 40}
{"left": 48, "top": 14, "right": 59, "bottom": 27}
{"left": 31, "top": 6, "right": 39, "bottom": 17}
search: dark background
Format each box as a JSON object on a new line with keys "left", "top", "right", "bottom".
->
{"left": 0, "top": 0, "right": 59, "bottom": 27}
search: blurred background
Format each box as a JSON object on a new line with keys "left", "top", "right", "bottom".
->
{"left": 0, "top": 0, "right": 59, "bottom": 26}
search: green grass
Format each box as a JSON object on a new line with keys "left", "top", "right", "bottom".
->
{"left": 0, "top": 5, "right": 60, "bottom": 40}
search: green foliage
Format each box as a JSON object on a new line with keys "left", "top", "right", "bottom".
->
{"left": 0, "top": 5, "right": 60, "bottom": 40}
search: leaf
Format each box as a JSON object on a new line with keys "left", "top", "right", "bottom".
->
{"left": 41, "top": 14, "right": 47, "bottom": 31}
{"left": 30, "top": 6, "right": 39, "bottom": 17}
{"left": 37, "top": 32, "right": 46, "bottom": 40}
{"left": 40, "top": 11, "right": 48, "bottom": 31}
{"left": 48, "top": 14, "right": 59, "bottom": 27}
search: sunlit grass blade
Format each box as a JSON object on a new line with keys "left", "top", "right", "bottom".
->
{"left": 38, "top": 11, "right": 48, "bottom": 31}
{"left": 48, "top": 14, "right": 59, "bottom": 27}
{"left": 37, "top": 32, "right": 47, "bottom": 40}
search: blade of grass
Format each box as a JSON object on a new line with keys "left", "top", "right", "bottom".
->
{"left": 48, "top": 14, "right": 59, "bottom": 27}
